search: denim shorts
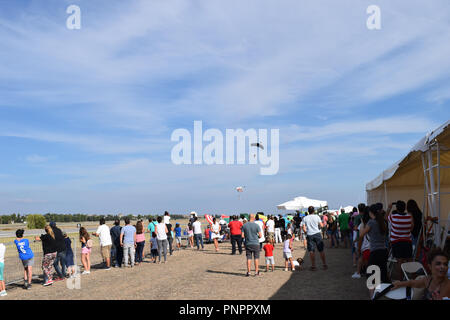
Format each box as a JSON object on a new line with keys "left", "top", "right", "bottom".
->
{"left": 283, "top": 252, "right": 293, "bottom": 259}
{"left": 0, "top": 262, "right": 4, "bottom": 281}
{"left": 265, "top": 256, "right": 275, "bottom": 265}
{"left": 22, "top": 258, "right": 34, "bottom": 267}
{"left": 306, "top": 233, "right": 324, "bottom": 252}
{"left": 245, "top": 245, "right": 260, "bottom": 260}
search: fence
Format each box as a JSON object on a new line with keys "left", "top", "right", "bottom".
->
{"left": 1, "top": 223, "right": 224, "bottom": 286}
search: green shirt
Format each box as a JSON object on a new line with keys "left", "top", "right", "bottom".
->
{"left": 338, "top": 213, "right": 350, "bottom": 231}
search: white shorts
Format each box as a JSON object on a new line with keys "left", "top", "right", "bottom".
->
{"left": 283, "top": 252, "right": 292, "bottom": 259}
{"left": 265, "top": 256, "right": 275, "bottom": 265}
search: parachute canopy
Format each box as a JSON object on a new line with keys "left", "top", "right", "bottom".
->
{"left": 251, "top": 142, "right": 264, "bottom": 150}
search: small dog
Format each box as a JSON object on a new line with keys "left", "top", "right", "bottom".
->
{"left": 293, "top": 258, "right": 304, "bottom": 271}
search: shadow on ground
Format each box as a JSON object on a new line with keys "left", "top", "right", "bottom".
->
{"left": 269, "top": 247, "right": 369, "bottom": 300}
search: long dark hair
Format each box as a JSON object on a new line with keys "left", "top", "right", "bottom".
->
{"left": 362, "top": 206, "right": 370, "bottom": 225}
{"left": 407, "top": 199, "right": 422, "bottom": 217}
{"left": 369, "top": 204, "right": 387, "bottom": 235}
{"left": 79, "top": 227, "right": 90, "bottom": 241}
{"left": 136, "top": 221, "right": 143, "bottom": 234}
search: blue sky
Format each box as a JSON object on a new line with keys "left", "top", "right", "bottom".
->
{"left": 0, "top": 0, "right": 449, "bottom": 214}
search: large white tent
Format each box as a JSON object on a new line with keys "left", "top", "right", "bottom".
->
{"left": 277, "top": 197, "right": 327, "bottom": 211}
{"left": 277, "top": 200, "right": 303, "bottom": 211}
{"left": 366, "top": 120, "right": 450, "bottom": 247}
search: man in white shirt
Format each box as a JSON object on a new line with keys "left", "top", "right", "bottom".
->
{"left": 92, "top": 218, "right": 113, "bottom": 270}
{"left": 302, "top": 206, "right": 327, "bottom": 271}
{"left": 192, "top": 217, "right": 204, "bottom": 250}
{"left": 254, "top": 214, "right": 266, "bottom": 250}
{"left": 266, "top": 216, "right": 275, "bottom": 244}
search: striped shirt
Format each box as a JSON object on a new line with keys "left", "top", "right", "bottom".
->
{"left": 388, "top": 212, "right": 412, "bottom": 244}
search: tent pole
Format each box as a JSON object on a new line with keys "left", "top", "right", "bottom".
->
{"left": 437, "top": 141, "right": 441, "bottom": 237}
{"left": 384, "top": 182, "right": 388, "bottom": 209}
{"left": 421, "top": 153, "right": 430, "bottom": 252}
{"left": 428, "top": 146, "right": 439, "bottom": 246}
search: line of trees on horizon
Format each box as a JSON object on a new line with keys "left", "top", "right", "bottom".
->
{"left": 0, "top": 213, "right": 190, "bottom": 224}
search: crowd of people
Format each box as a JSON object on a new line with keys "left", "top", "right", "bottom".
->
{"left": 0, "top": 204, "right": 448, "bottom": 299}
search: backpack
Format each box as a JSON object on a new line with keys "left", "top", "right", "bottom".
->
{"left": 86, "top": 239, "right": 93, "bottom": 249}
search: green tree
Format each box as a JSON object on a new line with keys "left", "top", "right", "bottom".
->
{"left": 26, "top": 214, "right": 47, "bottom": 229}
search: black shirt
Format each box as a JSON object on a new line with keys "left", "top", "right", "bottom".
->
{"left": 52, "top": 226, "right": 66, "bottom": 252}
{"left": 40, "top": 234, "right": 58, "bottom": 255}
{"left": 411, "top": 211, "right": 422, "bottom": 237}
{"left": 293, "top": 216, "right": 302, "bottom": 228}
{"left": 110, "top": 225, "right": 122, "bottom": 244}
{"left": 279, "top": 218, "right": 286, "bottom": 231}
{"left": 166, "top": 223, "right": 173, "bottom": 239}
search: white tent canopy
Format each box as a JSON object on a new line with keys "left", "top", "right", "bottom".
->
{"left": 277, "top": 197, "right": 328, "bottom": 211}
{"left": 340, "top": 206, "right": 354, "bottom": 214}
{"left": 277, "top": 200, "right": 303, "bottom": 211}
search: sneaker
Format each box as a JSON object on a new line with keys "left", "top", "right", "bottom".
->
{"left": 43, "top": 280, "right": 54, "bottom": 286}
{"left": 105, "top": 267, "right": 111, "bottom": 271}
{"left": 255, "top": 271, "right": 261, "bottom": 276}
{"left": 54, "top": 277, "right": 65, "bottom": 282}
{"left": 27, "top": 284, "right": 32, "bottom": 290}
{"left": 81, "top": 271, "right": 90, "bottom": 275}
{"left": 0, "top": 290, "right": 7, "bottom": 297}
{"left": 351, "top": 272, "right": 361, "bottom": 279}
{"left": 246, "top": 272, "right": 250, "bottom": 277}
{"left": 284, "top": 268, "right": 288, "bottom": 272}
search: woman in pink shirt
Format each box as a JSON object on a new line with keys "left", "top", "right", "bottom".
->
{"left": 135, "top": 221, "right": 146, "bottom": 265}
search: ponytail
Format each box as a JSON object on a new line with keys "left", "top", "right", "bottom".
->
{"left": 369, "top": 204, "right": 387, "bottom": 235}
{"left": 45, "top": 225, "right": 55, "bottom": 239}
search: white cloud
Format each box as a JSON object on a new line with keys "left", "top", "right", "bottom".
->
{"left": 281, "top": 116, "right": 438, "bottom": 144}
{"left": 25, "top": 154, "right": 50, "bottom": 163}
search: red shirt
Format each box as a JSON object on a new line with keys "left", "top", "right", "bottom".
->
{"left": 228, "top": 221, "right": 243, "bottom": 235}
{"left": 263, "top": 244, "right": 274, "bottom": 257}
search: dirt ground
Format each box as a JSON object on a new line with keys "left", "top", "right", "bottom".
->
{"left": 2, "top": 238, "right": 369, "bottom": 300}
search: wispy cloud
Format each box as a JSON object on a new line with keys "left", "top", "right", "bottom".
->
{"left": 281, "top": 116, "right": 438, "bottom": 144}
{"left": 25, "top": 154, "right": 50, "bottom": 163}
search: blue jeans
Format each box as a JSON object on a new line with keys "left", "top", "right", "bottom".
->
{"left": 113, "top": 242, "right": 123, "bottom": 267}
{"left": 54, "top": 250, "right": 67, "bottom": 278}
{"left": 194, "top": 233, "right": 204, "bottom": 249}
{"left": 135, "top": 241, "right": 145, "bottom": 263}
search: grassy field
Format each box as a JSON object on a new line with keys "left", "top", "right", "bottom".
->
{"left": 1, "top": 218, "right": 194, "bottom": 259}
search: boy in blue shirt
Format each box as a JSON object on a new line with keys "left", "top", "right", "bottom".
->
{"left": 14, "top": 229, "right": 34, "bottom": 289}
{"left": 174, "top": 223, "right": 182, "bottom": 250}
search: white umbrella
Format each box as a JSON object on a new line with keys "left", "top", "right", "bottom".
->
{"left": 294, "top": 196, "right": 328, "bottom": 208}
{"left": 277, "top": 199, "right": 303, "bottom": 211}
{"left": 277, "top": 197, "right": 327, "bottom": 211}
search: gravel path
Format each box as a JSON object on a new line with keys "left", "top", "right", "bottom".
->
{"left": 2, "top": 240, "right": 368, "bottom": 300}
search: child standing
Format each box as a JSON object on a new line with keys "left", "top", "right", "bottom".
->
{"left": 63, "top": 232, "right": 76, "bottom": 278}
{"left": 283, "top": 234, "right": 295, "bottom": 271}
{"left": 0, "top": 242, "right": 6, "bottom": 296}
{"left": 263, "top": 239, "right": 275, "bottom": 272}
{"left": 150, "top": 232, "right": 158, "bottom": 263}
{"left": 187, "top": 223, "right": 194, "bottom": 248}
{"left": 14, "top": 229, "right": 34, "bottom": 289}
{"left": 174, "top": 223, "right": 182, "bottom": 250}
